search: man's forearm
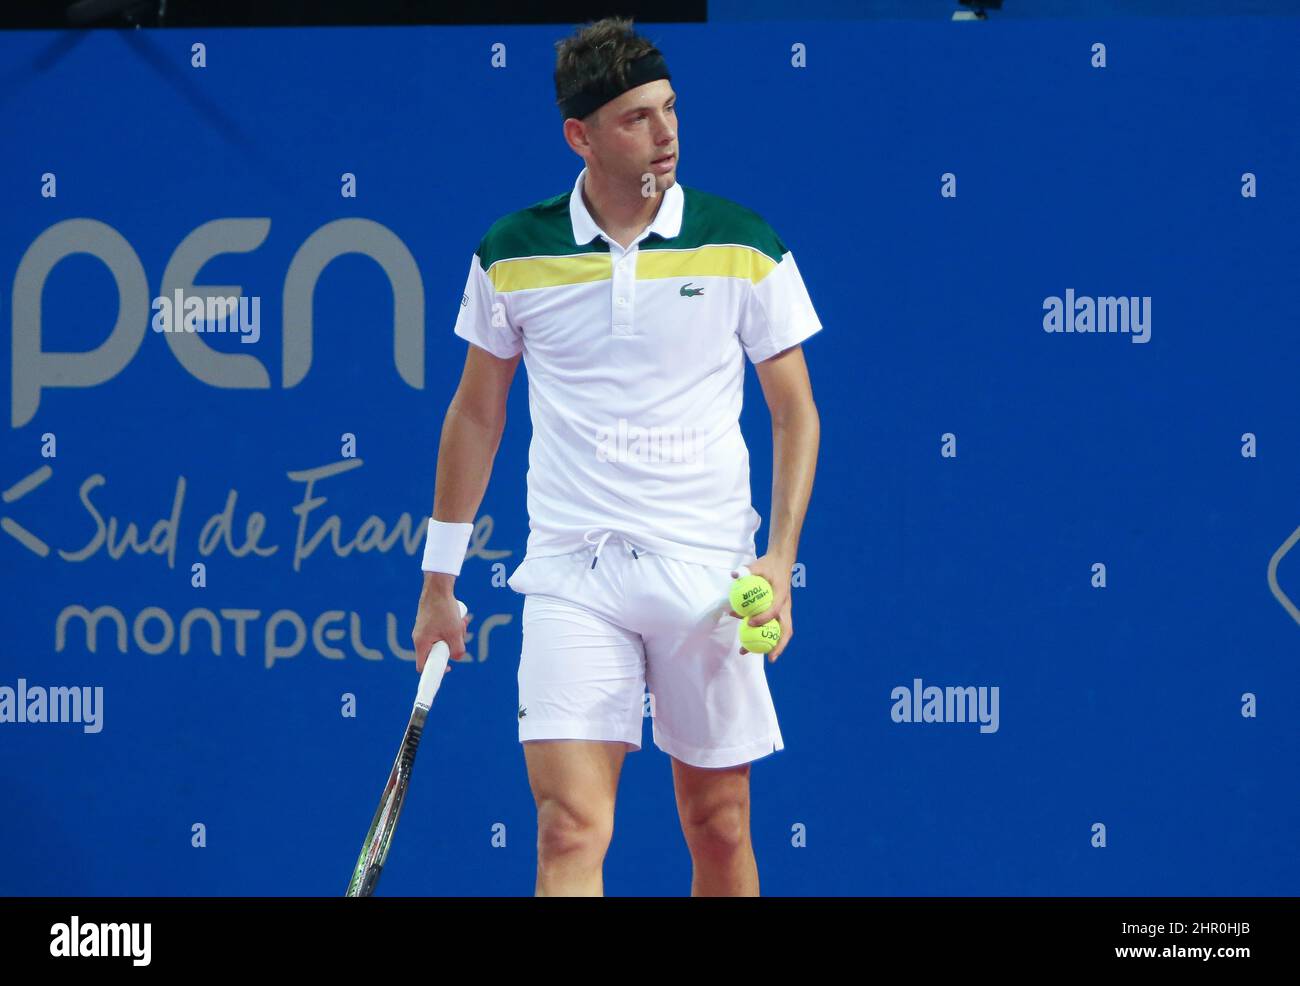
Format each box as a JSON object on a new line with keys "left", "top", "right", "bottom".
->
{"left": 765, "top": 402, "right": 820, "bottom": 564}
{"left": 432, "top": 399, "right": 505, "bottom": 522}
{"left": 423, "top": 399, "right": 505, "bottom": 594}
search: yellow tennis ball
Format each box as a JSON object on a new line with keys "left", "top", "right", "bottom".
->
{"left": 738, "top": 618, "right": 781, "bottom": 654}
{"left": 729, "top": 575, "right": 773, "bottom": 618}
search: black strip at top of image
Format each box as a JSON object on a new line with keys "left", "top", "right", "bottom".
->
{"left": 0, "top": 0, "right": 709, "bottom": 30}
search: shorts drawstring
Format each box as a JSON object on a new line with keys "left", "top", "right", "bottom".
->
{"left": 584, "top": 529, "right": 641, "bottom": 569}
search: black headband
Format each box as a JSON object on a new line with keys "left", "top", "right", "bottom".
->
{"left": 558, "top": 50, "right": 672, "bottom": 121}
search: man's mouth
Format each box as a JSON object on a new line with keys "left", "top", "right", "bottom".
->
{"left": 653, "top": 153, "right": 675, "bottom": 165}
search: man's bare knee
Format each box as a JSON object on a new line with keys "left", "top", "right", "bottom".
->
{"left": 536, "top": 796, "right": 614, "bottom": 864}
{"left": 682, "top": 801, "right": 749, "bottom": 859}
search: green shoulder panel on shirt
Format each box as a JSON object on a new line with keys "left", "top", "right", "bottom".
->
{"left": 476, "top": 190, "right": 608, "bottom": 271}
{"left": 637, "top": 186, "right": 788, "bottom": 286}
{"left": 655, "top": 185, "right": 788, "bottom": 265}
{"left": 474, "top": 182, "right": 789, "bottom": 291}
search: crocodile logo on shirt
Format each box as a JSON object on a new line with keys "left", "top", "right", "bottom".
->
{"left": 679, "top": 283, "right": 704, "bottom": 298}
{"left": 518, "top": 705, "right": 527, "bottom": 720}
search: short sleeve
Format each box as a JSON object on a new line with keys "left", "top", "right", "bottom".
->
{"left": 737, "top": 248, "right": 823, "bottom": 364}
{"left": 453, "top": 250, "right": 523, "bottom": 359}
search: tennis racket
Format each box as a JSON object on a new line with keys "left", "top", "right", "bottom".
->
{"left": 345, "top": 598, "right": 467, "bottom": 897}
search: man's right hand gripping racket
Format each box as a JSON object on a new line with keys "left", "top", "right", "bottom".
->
{"left": 345, "top": 599, "right": 467, "bottom": 897}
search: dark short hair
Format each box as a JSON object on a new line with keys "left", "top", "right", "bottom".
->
{"left": 553, "top": 16, "right": 663, "bottom": 124}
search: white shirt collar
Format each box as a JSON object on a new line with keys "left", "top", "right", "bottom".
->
{"left": 569, "top": 165, "right": 684, "bottom": 247}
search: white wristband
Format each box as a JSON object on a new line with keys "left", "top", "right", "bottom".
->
{"left": 422, "top": 519, "right": 473, "bottom": 575}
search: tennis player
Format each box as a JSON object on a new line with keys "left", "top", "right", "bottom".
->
{"left": 412, "top": 16, "right": 822, "bottom": 896}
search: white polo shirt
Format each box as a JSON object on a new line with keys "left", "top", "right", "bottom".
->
{"left": 453, "top": 165, "right": 823, "bottom": 570}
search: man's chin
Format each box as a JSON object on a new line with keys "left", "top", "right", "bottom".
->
{"left": 631, "top": 167, "right": 676, "bottom": 195}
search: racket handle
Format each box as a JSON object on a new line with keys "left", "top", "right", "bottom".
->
{"left": 415, "top": 599, "right": 467, "bottom": 710}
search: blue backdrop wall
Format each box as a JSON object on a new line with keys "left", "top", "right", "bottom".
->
{"left": 2, "top": 16, "right": 1298, "bottom": 896}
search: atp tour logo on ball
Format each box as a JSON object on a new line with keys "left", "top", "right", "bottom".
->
{"left": 730, "top": 575, "right": 772, "bottom": 617}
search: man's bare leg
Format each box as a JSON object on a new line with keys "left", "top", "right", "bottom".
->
{"left": 523, "top": 738, "right": 630, "bottom": 896}
{"left": 671, "top": 757, "right": 759, "bottom": 896}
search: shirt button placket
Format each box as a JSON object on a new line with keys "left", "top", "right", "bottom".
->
{"left": 612, "top": 247, "right": 635, "bottom": 337}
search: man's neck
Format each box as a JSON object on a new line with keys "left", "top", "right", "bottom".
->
{"left": 582, "top": 169, "right": 665, "bottom": 249}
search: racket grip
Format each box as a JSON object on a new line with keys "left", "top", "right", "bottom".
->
{"left": 414, "top": 599, "right": 467, "bottom": 710}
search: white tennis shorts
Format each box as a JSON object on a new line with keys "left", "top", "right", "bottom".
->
{"left": 506, "top": 529, "right": 785, "bottom": 769}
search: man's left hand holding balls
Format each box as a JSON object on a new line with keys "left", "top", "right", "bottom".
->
{"left": 727, "top": 555, "right": 795, "bottom": 663}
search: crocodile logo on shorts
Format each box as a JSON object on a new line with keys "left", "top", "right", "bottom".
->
{"left": 518, "top": 704, "right": 527, "bottom": 719}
